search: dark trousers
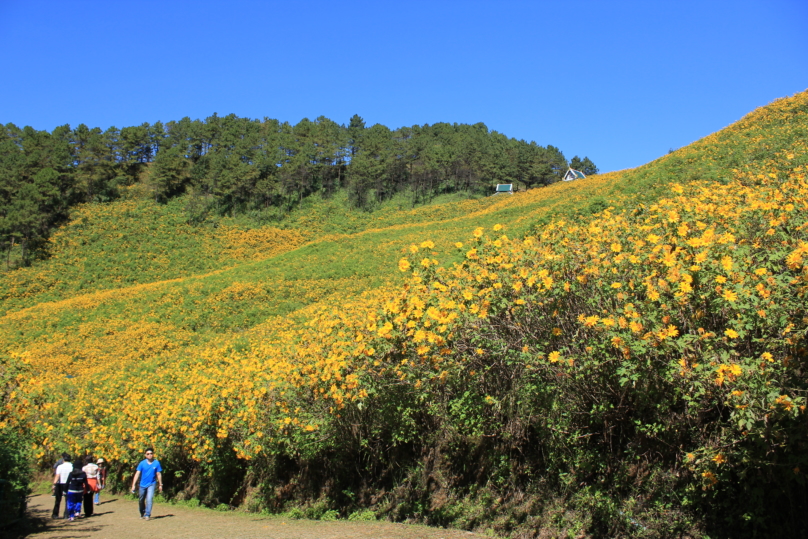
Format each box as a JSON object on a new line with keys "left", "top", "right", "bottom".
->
{"left": 52, "top": 483, "right": 68, "bottom": 518}
{"left": 83, "top": 491, "right": 94, "bottom": 516}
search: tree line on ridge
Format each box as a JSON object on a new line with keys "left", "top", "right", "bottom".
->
{"left": 0, "top": 114, "right": 597, "bottom": 266}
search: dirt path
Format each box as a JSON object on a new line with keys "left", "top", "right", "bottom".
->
{"left": 12, "top": 494, "right": 492, "bottom": 539}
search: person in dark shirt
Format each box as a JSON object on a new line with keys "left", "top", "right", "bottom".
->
{"left": 65, "top": 465, "right": 89, "bottom": 521}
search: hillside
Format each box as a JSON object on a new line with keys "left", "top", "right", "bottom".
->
{"left": 2, "top": 90, "right": 807, "bottom": 538}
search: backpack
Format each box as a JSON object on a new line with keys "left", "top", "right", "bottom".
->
{"left": 67, "top": 470, "right": 87, "bottom": 492}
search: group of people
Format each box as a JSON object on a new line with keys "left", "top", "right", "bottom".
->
{"left": 52, "top": 454, "right": 106, "bottom": 521}
{"left": 51, "top": 447, "right": 163, "bottom": 522}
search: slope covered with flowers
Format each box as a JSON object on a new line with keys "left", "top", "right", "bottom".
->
{"left": 1, "top": 91, "right": 807, "bottom": 537}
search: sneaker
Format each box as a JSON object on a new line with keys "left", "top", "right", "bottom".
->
{"left": 69, "top": 516, "right": 74, "bottom": 521}
{"left": 144, "top": 516, "right": 150, "bottom": 521}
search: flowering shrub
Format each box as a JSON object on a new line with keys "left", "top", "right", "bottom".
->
{"left": 381, "top": 158, "right": 808, "bottom": 532}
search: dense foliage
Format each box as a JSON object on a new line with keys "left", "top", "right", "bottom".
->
{"left": 1, "top": 92, "right": 806, "bottom": 537}
{"left": 1, "top": 115, "right": 589, "bottom": 267}
{"left": 0, "top": 352, "right": 29, "bottom": 526}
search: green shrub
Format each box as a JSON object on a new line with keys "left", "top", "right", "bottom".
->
{"left": 348, "top": 509, "right": 377, "bottom": 521}
{"left": 320, "top": 509, "right": 339, "bottom": 521}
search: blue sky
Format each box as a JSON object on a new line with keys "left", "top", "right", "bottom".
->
{"left": 1, "top": 0, "right": 806, "bottom": 173}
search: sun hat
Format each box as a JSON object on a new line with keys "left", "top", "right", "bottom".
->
{"left": 97, "top": 458, "right": 105, "bottom": 464}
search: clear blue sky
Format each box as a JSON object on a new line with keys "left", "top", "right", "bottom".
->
{"left": 1, "top": 0, "right": 806, "bottom": 173}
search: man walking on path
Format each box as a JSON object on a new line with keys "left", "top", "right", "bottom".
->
{"left": 52, "top": 453, "right": 73, "bottom": 519}
{"left": 130, "top": 447, "right": 163, "bottom": 520}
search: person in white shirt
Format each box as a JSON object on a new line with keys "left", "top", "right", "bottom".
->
{"left": 52, "top": 454, "right": 74, "bottom": 519}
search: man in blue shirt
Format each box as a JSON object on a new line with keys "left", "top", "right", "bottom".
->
{"left": 130, "top": 447, "right": 163, "bottom": 520}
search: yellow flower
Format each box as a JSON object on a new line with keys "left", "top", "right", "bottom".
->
{"left": 712, "top": 454, "right": 726, "bottom": 465}
{"left": 775, "top": 395, "right": 794, "bottom": 411}
{"left": 702, "top": 471, "right": 718, "bottom": 487}
{"left": 398, "top": 259, "right": 411, "bottom": 272}
{"left": 610, "top": 243, "right": 622, "bottom": 253}
{"left": 548, "top": 351, "right": 561, "bottom": 363}
{"left": 420, "top": 240, "right": 435, "bottom": 249}
{"left": 409, "top": 244, "right": 419, "bottom": 253}
{"left": 722, "top": 289, "right": 737, "bottom": 302}
{"left": 473, "top": 227, "right": 484, "bottom": 238}
{"left": 583, "top": 315, "right": 600, "bottom": 327}
{"left": 666, "top": 325, "right": 679, "bottom": 338}
{"left": 724, "top": 329, "right": 739, "bottom": 339}
{"left": 761, "top": 352, "right": 773, "bottom": 362}
{"left": 455, "top": 242, "right": 464, "bottom": 249}
{"left": 493, "top": 224, "right": 503, "bottom": 231}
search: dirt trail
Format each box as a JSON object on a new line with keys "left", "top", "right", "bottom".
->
{"left": 12, "top": 494, "right": 491, "bottom": 539}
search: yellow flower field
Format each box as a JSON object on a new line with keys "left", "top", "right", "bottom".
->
{"left": 2, "top": 89, "right": 807, "bottom": 536}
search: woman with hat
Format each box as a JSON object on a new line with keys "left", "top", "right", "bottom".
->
{"left": 94, "top": 457, "right": 107, "bottom": 505}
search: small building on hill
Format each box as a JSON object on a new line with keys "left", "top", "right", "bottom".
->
{"left": 493, "top": 183, "right": 514, "bottom": 195}
{"left": 563, "top": 168, "right": 586, "bottom": 182}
